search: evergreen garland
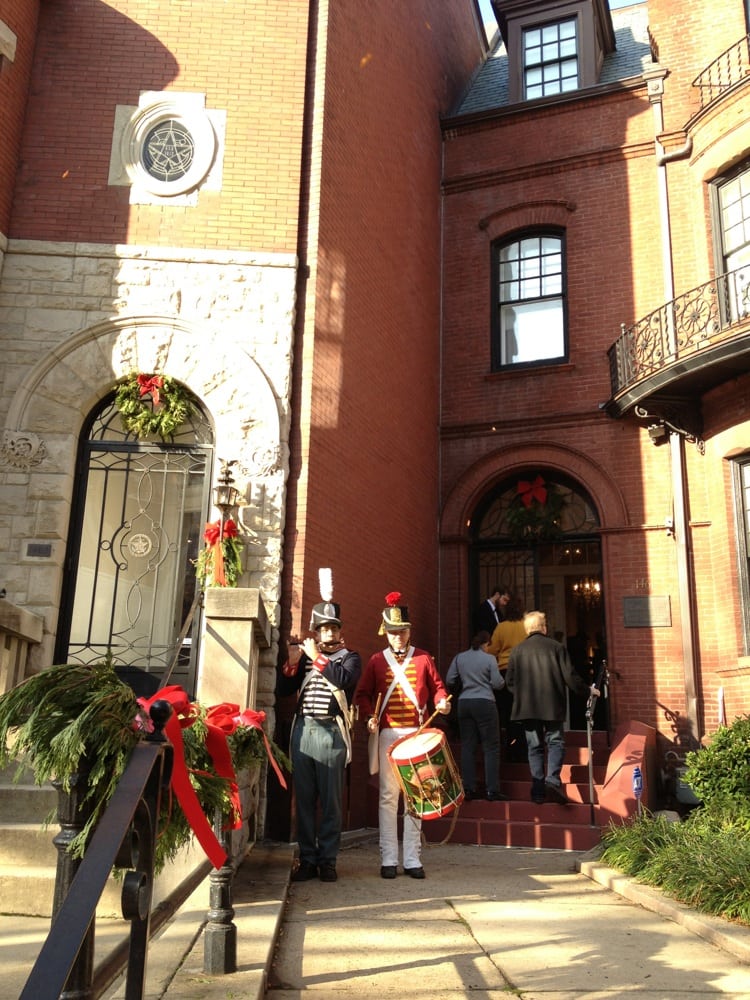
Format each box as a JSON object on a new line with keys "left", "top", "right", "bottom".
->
{"left": 114, "top": 372, "right": 194, "bottom": 440}
{"left": 0, "top": 659, "right": 143, "bottom": 856}
{"left": 0, "top": 659, "right": 289, "bottom": 872}
{"left": 195, "top": 518, "right": 243, "bottom": 588}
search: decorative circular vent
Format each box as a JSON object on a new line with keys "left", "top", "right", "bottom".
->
{"left": 121, "top": 100, "right": 217, "bottom": 197}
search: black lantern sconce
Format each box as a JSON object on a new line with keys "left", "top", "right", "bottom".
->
{"left": 213, "top": 459, "right": 240, "bottom": 523}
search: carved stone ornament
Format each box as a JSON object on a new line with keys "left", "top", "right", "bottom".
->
{"left": 2, "top": 430, "right": 47, "bottom": 469}
{"left": 247, "top": 443, "right": 280, "bottom": 477}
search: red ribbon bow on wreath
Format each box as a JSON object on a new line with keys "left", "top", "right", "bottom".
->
{"left": 136, "top": 373, "right": 164, "bottom": 407}
{"left": 137, "top": 685, "right": 227, "bottom": 869}
{"left": 136, "top": 691, "right": 288, "bottom": 868}
{"left": 203, "top": 518, "right": 238, "bottom": 587}
{"left": 205, "top": 703, "right": 288, "bottom": 826}
{"left": 517, "top": 475, "right": 547, "bottom": 509}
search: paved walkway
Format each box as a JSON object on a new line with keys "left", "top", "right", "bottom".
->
{"left": 4, "top": 833, "right": 750, "bottom": 999}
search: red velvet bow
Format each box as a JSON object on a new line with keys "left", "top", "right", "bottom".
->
{"left": 202, "top": 518, "right": 237, "bottom": 587}
{"left": 517, "top": 476, "right": 547, "bottom": 509}
{"left": 204, "top": 703, "right": 288, "bottom": 828}
{"left": 203, "top": 518, "right": 237, "bottom": 546}
{"left": 136, "top": 373, "right": 164, "bottom": 406}
{"left": 138, "top": 686, "right": 227, "bottom": 869}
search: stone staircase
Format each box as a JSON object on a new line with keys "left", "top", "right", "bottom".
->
{"left": 0, "top": 762, "right": 125, "bottom": 917}
{"left": 0, "top": 761, "right": 212, "bottom": 920}
{"left": 1, "top": 763, "right": 61, "bottom": 917}
{"left": 367, "top": 721, "right": 655, "bottom": 853}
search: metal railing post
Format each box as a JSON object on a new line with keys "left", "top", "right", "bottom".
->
{"left": 52, "top": 760, "right": 95, "bottom": 999}
{"left": 203, "top": 814, "right": 237, "bottom": 974}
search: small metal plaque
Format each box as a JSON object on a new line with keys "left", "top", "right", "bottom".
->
{"left": 26, "top": 542, "right": 52, "bottom": 558}
{"left": 623, "top": 595, "right": 671, "bottom": 628}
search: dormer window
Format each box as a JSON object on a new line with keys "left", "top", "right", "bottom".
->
{"left": 523, "top": 18, "right": 579, "bottom": 99}
{"left": 493, "top": 0, "right": 615, "bottom": 105}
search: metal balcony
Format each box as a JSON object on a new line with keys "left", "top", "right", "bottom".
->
{"left": 606, "top": 268, "right": 750, "bottom": 417}
{"left": 692, "top": 34, "right": 750, "bottom": 112}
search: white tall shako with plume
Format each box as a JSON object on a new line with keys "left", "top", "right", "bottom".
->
{"left": 309, "top": 568, "right": 342, "bottom": 628}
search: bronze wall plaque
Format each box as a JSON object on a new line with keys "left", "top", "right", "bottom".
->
{"left": 623, "top": 595, "right": 672, "bottom": 628}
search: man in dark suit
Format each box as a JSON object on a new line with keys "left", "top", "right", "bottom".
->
{"left": 506, "top": 610, "right": 598, "bottom": 806}
{"left": 474, "top": 586, "right": 510, "bottom": 634}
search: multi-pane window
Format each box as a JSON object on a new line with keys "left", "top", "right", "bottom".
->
{"left": 492, "top": 232, "right": 567, "bottom": 369}
{"left": 716, "top": 162, "right": 750, "bottom": 321}
{"left": 523, "top": 19, "right": 579, "bottom": 99}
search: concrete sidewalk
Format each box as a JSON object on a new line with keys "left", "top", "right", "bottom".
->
{"left": 5, "top": 832, "right": 750, "bottom": 999}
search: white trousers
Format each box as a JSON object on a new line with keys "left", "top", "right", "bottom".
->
{"left": 378, "top": 727, "right": 422, "bottom": 868}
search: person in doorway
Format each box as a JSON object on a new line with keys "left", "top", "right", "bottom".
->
{"left": 473, "top": 586, "right": 510, "bottom": 634}
{"left": 355, "top": 592, "right": 450, "bottom": 880}
{"left": 445, "top": 630, "right": 507, "bottom": 801}
{"left": 486, "top": 594, "right": 527, "bottom": 762}
{"left": 277, "top": 578, "right": 361, "bottom": 883}
{"left": 506, "top": 610, "right": 598, "bottom": 805}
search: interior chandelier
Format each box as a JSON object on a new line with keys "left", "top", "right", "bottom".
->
{"left": 573, "top": 576, "right": 601, "bottom": 607}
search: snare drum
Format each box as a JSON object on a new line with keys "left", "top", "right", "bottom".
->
{"left": 387, "top": 727, "right": 464, "bottom": 820}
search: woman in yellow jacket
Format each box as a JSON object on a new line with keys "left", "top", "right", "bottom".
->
{"left": 486, "top": 596, "right": 527, "bottom": 762}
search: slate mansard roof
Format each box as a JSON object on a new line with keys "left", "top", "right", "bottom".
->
{"left": 455, "top": 2, "right": 652, "bottom": 116}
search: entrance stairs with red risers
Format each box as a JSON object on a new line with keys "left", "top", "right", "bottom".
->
{"left": 368, "top": 720, "right": 657, "bottom": 853}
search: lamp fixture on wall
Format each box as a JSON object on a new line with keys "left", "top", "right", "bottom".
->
{"left": 213, "top": 458, "right": 240, "bottom": 519}
{"left": 573, "top": 576, "right": 601, "bottom": 607}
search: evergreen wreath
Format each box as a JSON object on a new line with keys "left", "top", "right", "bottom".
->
{"left": 0, "top": 658, "right": 289, "bottom": 873}
{"left": 195, "top": 518, "right": 243, "bottom": 588}
{"left": 114, "top": 372, "right": 194, "bottom": 441}
{"left": 505, "top": 475, "right": 567, "bottom": 542}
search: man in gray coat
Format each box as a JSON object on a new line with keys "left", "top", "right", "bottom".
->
{"left": 506, "top": 610, "right": 598, "bottom": 805}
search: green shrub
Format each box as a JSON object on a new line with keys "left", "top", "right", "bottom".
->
{"left": 600, "top": 811, "right": 678, "bottom": 875}
{"left": 683, "top": 715, "right": 750, "bottom": 807}
{"left": 599, "top": 716, "right": 750, "bottom": 925}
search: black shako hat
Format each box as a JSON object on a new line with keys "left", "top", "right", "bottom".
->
{"left": 309, "top": 568, "right": 341, "bottom": 629}
{"left": 309, "top": 601, "right": 342, "bottom": 629}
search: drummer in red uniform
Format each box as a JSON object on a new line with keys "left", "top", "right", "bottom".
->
{"left": 355, "top": 592, "right": 450, "bottom": 880}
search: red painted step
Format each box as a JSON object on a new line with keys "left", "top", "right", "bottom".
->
{"left": 362, "top": 722, "right": 653, "bottom": 852}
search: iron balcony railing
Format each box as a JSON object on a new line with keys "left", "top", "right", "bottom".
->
{"left": 608, "top": 267, "right": 750, "bottom": 397}
{"left": 692, "top": 34, "right": 750, "bottom": 111}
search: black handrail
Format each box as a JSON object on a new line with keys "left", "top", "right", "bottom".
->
{"left": 21, "top": 702, "right": 173, "bottom": 1000}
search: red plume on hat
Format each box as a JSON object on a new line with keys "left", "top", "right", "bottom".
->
{"left": 380, "top": 591, "right": 410, "bottom": 634}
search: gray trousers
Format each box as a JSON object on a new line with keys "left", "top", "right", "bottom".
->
{"left": 291, "top": 716, "right": 347, "bottom": 866}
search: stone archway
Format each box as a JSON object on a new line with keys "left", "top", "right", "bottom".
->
{"left": 1, "top": 315, "right": 289, "bottom": 662}
{"left": 438, "top": 441, "right": 629, "bottom": 671}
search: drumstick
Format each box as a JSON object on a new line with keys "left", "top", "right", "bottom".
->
{"left": 373, "top": 692, "right": 382, "bottom": 722}
{"left": 416, "top": 694, "right": 452, "bottom": 735}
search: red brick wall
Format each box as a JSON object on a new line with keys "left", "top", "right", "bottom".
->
{"left": 284, "top": 0, "right": 485, "bottom": 663}
{"left": 10, "top": 0, "right": 309, "bottom": 253}
{"left": 274, "top": 0, "right": 484, "bottom": 836}
{"left": 0, "top": 0, "right": 39, "bottom": 235}
{"left": 647, "top": 0, "right": 746, "bottom": 134}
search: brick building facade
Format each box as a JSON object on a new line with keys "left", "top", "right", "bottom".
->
{"left": 440, "top": 0, "right": 750, "bottom": 759}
